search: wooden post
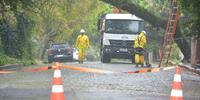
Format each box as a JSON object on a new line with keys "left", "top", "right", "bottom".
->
{"left": 191, "top": 37, "right": 197, "bottom": 68}
{"left": 197, "top": 38, "right": 200, "bottom": 64}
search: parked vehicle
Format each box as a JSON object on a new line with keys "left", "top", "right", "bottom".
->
{"left": 47, "top": 43, "right": 73, "bottom": 63}
{"left": 73, "top": 48, "right": 79, "bottom": 61}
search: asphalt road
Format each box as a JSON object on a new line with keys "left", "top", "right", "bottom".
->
{"left": 0, "top": 61, "right": 200, "bottom": 100}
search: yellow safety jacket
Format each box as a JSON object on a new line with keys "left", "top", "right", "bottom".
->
{"left": 76, "top": 34, "right": 90, "bottom": 49}
{"left": 134, "top": 32, "right": 147, "bottom": 49}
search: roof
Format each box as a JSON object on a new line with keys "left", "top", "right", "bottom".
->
{"left": 105, "top": 14, "right": 142, "bottom": 20}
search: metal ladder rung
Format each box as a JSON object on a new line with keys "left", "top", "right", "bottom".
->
{"left": 168, "top": 28, "right": 174, "bottom": 35}
{"left": 168, "top": 32, "right": 173, "bottom": 35}
{"left": 171, "top": 13, "right": 177, "bottom": 16}
{"left": 171, "top": 14, "right": 177, "bottom": 20}
{"left": 168, "top": 26, "right": 174, "bottom": 30}
{"left": 172, "top": 1, "right": 177, "bottom": 6}
{"left": 168, "top": 27, "right": 173, "bottom": 33}
{"left": 170, "top": 20, "right": 174, "bottom": 25}
{"left": 173, "top": 7, "right": 178, "bottom": 9}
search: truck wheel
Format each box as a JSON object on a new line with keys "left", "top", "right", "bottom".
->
{"left": 68, "top": 57, "right": 73, "bottom": 62}
{"left": 101, "top": 53, "right": 111, "bottom": 63}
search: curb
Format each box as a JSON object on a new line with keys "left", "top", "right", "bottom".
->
{"left": 0, "top": 64, "right": 23, "bottom": 70}
{"left": 179, "top": 64, "right": 200, "bottom": 75}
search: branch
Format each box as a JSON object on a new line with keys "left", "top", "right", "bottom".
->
{"left": 100, "top": 0, "right": 191, "bottom": 60}
{"left": 100, "top": 0, "right": 167, "bottom": 28}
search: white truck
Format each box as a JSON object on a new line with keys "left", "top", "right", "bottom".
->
{"left": 98, "top": 13, "right": 144, "bottom": 63}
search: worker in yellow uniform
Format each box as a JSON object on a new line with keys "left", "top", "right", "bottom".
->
{"left": 134, "top": 31, "right": 147, "bottom": 67}
{"left": 76, "top": 29, "right": 90, "bottom": 64}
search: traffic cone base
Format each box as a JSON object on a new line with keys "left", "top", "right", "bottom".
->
{"left": 170, "top": 97, "right": 183, "bottom": 100}
{"left": 51, "top": 93, "right": 65, "bottom": 100}
{"left": 51, "top": 85, "right": 64, "bottom": 100}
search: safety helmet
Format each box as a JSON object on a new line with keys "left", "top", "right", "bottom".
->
{"left": 141, "top": 30, "right": 146, "bottom": 35}
{"left": 80, "top": 29, "right": 85, "bottom": 33}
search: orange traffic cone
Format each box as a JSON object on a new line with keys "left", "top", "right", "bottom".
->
{"left": 170, "top": 66, "right": 183, "bottom": 100}
{"left": 51, "top": 64, "right": 65, "bottom": 100}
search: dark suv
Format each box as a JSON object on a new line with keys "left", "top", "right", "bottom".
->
{"left": 47, "top": 43, "right": 73, "bottom": 63}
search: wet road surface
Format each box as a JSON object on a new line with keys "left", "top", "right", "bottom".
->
{"left": 0, "top": 61, "right": 200, "bottom": 100}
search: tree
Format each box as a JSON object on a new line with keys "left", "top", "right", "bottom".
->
{"left": 179, "top": 0, "right": 200, "bottom": 38}
{"left": 0, "top": 0, "right": 34, "bottom": 58}
{"left": 100, "top": 0, "right": 191, "bottom": 60}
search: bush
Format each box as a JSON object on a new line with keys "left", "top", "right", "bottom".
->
{"left": 21, "top": 59, "right": 36, "bottom": 66}
{"left": 86, "top": 46, "right": 100, "bottom": 61}
{"left": 0, "top": 53, "right": 19, "bottom": 66}
{"left": 0, "top": 53, "right": 36, "bottom": 66}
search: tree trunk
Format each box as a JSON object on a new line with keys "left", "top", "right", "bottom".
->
{"left": 191, "top": 37, "right": 197, "bottom": 67}
{"left": 100, "top": 0, "right": 191, "bottom": 60}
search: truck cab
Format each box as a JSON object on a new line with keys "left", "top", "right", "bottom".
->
{"left": 98, "top": 14, "right": 144, "bottom": 63}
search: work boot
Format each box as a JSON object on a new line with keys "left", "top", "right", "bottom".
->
{"left": 79, "top": 60, "right": 83, "bottom": 64}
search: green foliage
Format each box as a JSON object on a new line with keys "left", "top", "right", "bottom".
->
{"left": 0, "top": 0, "right": 112, "bottom": 62}
{"left": 86, "top": 46, "right": 100, "bottom": 61}
{"left": 166, "top": 43, "right": 184, "bottom": 65}
{"left": 130, "top": 0, "right": 169, "bottom": 18}
{"left": 4, "top": 0, "right": 194, "bottom": 63}
{"left": 0, "top": 53, "right": 19, "bottom": 66}
{"left": 179, "top": 0, "right": 200, "bottom": 37}
{"left": 21, "top": 59, "right": 36, "bottom": 66}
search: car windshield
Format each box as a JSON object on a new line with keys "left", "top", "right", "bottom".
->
{"left": 105, "top": 20, "right": 143, "bottom": 34}
{"left": 51, "top": 44, "right": 68, "bottom": 49}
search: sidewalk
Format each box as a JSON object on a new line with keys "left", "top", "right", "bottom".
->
{"left": 179, "top": 64, "right": 200, "bottom": 75}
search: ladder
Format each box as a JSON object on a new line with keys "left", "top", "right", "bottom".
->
{"left": 158, "top": 0, "right": 180, "bottom": 67}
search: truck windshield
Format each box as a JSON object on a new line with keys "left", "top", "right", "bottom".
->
{"left": 105, "top": 20, "right": 142, "bottom": 34}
